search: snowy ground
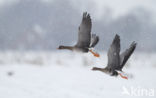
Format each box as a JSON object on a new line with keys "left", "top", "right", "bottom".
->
{"left": 0, "top": 51, "right": 156, "bottom": 98}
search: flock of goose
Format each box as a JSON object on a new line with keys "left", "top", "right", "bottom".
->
{"left": 58, "top": 12, "right": 137, "bottom": 80}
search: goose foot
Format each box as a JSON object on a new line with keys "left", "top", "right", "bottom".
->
{"left": 89, "top": 50, "right": 100, "bottom": 57}
{"left": 119, "top": 73, "right": 128, "bottom": 80}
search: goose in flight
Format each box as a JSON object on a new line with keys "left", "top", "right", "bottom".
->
{"left": 92, "top": 34, "right": 137, "bottom": 79}
{"left": 58, "top": 12, "right": 99, "bottom": 57}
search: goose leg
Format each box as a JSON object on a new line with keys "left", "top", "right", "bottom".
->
{"left": 119, "top": 73, "right": 128, "bottom": 80}
{"left": 89, "top": 49, "right": 100, "bottom": 57}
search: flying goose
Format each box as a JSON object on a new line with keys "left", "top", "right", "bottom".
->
{"left": 92, "top": 34, "right": 137, "bottom": 79}
{"left": 58, "top": 12, "right": 99, "bottom": 57}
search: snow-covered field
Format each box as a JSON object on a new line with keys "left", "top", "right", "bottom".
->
{"left": 0, "top": 51, "right": 156, "bottom": 98}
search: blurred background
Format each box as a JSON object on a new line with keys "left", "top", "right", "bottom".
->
{"left": 0, "top": 0, "right": 156, "bottom": 51}
{"left": 0, "top": 0, "right": 156, "bottom": 98}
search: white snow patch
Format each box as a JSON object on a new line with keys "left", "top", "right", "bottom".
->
{"left": 0, "top": 51, "right": 156, "bottom": 98}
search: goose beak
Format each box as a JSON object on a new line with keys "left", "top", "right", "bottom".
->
{"left": 57, "top": 47, "right": 60, "bottom": 49}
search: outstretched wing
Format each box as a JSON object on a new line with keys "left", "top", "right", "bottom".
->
{"left": 90, "top": 34, "right": 99, "bottom": 48}
{"left": 75, "top": 12, "right": 91, "bottom": 48}
{"left": 119, "top": 41, "right": 137, "bottom": 70}
{"left": 107, "top": 34, "right": 120, "bottom": 70}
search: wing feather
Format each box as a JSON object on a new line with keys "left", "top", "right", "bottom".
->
{"left": 119, "top": 41, "right": 137, "bottom": 70}
{"left": 90, "top": 34, "right": 99, "bottom": 47}
{"left": 107, "top": 34, "right": 120, "bottom": 70}
{"left": 75, "top": 12, "right": 91, "bottom": 48}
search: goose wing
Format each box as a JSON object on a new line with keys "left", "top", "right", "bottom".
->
{"left": 75, "top": 12, "right": 91, "bottom": 48}
{"left": 119, "top": 41, "right": 137, "bottom": 70}
{"left": 90, "top": 34, "right": 99, "bottom": 48}
{"left": 107, "top": 34, "right": 120, "bottom": 70}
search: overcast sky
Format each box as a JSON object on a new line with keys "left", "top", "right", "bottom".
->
{"left": 0, "top": 0, "right": 156, "bottom": 20}
{"left": 0, "top": 0, "right": 156, "bottom": 51}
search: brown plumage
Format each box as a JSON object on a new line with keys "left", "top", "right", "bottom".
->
{"left": 92, "top": 34, "right": 137, "bottom": 79}
{"left": 58, "top": 12, "right": 99, "bottom": 57}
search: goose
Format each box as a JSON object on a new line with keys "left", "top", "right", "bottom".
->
{"left": 92, "top": 34, "right": 137, "bottom": 79}
{"left": 58, "top": 12, "right": 100, "bottom": 57}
